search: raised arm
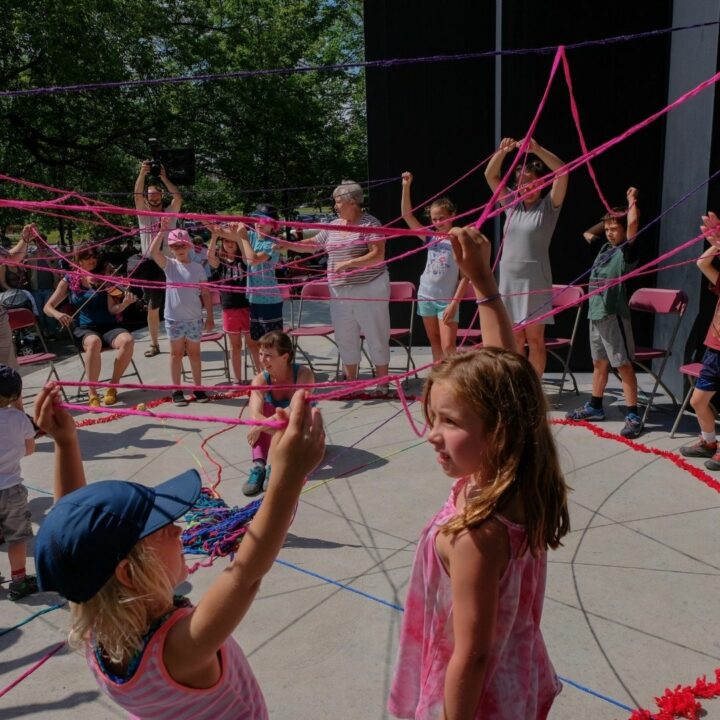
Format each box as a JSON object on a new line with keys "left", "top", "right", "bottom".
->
{"left": 134, "top": 161, "right": 150, "bottom": 211}
{"left": 698, "top": 211, "right": 720, "bottom": 285}
{"left": 527, "top": 138, "right": 568, "bottom": 208}
{"left": 448, "top": 227, "right": 516, "bottom": 352}
{"left": 484, "top": 137, "right": 517, "bottom": 197}
{"left": 401, "top": 172, "right": 424, "bottom": 232}
{"left": 164, "top": 392, "right": 325, "bottom": 682}
{"left": 207, "top": 232, "right": 220, "bottom": 270}
{"left": 159, "top": 165, "right": 183, "bottom": 214}
{"left": 626, "top": 187, "right": 640, "bottom": 241}
{"left": 583, "top": 221, "right": 605, "bottom": 243}
{"left": 34, "top": 385, "right": 86, "bottom": 501}
{"left": 149, "top": 218, "right": 169, "bottom": 269}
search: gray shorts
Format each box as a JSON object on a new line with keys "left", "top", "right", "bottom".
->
{"left": 0, "top": 484, "right": 33, "bottom": 545}
{"left": 590, "top": 316, "right": 635, "bottom": 368}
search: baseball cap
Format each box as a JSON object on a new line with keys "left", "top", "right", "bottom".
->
{"left": 0, "top": 364, "right": 22, "bottom": 399}
{"left": 167, "top": 229, "right": 192, "bottom": 246}
{"left": 251, "top": 203, "right": 279, "bottom": 221}
{"left": 35, "top": 469, "right": 201, "bottom": 602}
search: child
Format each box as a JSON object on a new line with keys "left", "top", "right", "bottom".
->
{"left": 33, "top": 383, "right": 324, "bottom": 719}
{"left": 680, "top": 210, "right": 720, "bottom": 469}
{"left": 210, "top": 205, "right": 284, "bottom": 373}
{"left": 401, "top": 171, "right": 468, "bottom": 361}
{"left": 243, "top": 330, "right": 315, "bottom": 496}
{"left": 207, "top": 228, "right": 250, "bottom": 384}
{"left": 150, "top": 222, "right": 214, "bottom": 406}
{"left": 0, "top": 364, "right": 37, "bottom": 600}
{"left": 388, "top": 226, "right": 569, "bottom": 719}
{"left": 566, "top": 188, "right": 642, "bottom": 438}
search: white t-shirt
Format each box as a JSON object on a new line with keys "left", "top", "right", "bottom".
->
{"left": 163, "top": 258, "right": 208, "bottom": 322}
{"left": 138, "top": 213, "right": 177, "bottom": 258}
{"left": 0, "top": 408, "right": 34, "bottom": 490}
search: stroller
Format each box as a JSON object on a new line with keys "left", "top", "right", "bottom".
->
{"left": 1, "top": 289, "right": 44, "bottom": 356}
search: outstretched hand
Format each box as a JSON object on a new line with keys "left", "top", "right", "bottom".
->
{"left": 448, "top": 226, "right": 492, "bottom": 287}
{"left": 702, "top": 212, "right": 720, "bottom": 247}
{"left": 34, "top": 384, "right": 76, "bottom": 444}
{"left": 269, "top": 391, "right": 325, "bottom": 481}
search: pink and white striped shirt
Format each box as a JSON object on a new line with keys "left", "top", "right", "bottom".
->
{"left": 88, "top": 607, "right": 268, "bottom": 720}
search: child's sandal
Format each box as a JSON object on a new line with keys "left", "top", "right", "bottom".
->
{"left": 144, "top": 344, "right": 160, "bottom": 358}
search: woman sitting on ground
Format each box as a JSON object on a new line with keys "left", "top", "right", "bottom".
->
{"left": 243, "top": 330, "right": 315, "bottom": 496}
{"left": 44, "top": 240, "right": 138, "bottom": 407}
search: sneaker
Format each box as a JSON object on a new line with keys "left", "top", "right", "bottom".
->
{"left": 705, "top": 452, "right": 720, "bottom": 471}
{"left": 172, "top": 390, "right": 188, "bottom": 407}
{"left": 680, "top": 438, "right": 717, "bottom": 458}
{"left": 8, "top": 574, "right": 38, "bottom": 601}
{"left": 242, "top": 464, "right": 266, "bottom": 496}
{"left": 620, "top": 412, "right": 643, "bottom": 439}
{"left": 566, "top": 402, "right": 605, "bottom": 421}
{"left": 262, "top": 464, "right": 271, "bottom": 492}
{"left": 194, "top": 390, "right": 210, "bottom": 403}
{"left": 103, "top": 388, "right": 118, "bottom": 406}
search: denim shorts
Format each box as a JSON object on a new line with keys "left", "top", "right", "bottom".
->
{"left": 165, "top": 317, "right": 203, "bottom": 342}
{"left": 697, "top": 348, "right": 720, "bottom": 392}
{"left": 417, "top": 299, "right": 459, "bottom": 323}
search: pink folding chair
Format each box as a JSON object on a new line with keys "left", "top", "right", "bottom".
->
{"left": 545, "top": 284, "right": 585, "bottom": 395}
{"left": 7, "top": 308, "right": 67, "bottom": 400}
{"left": 628, "top": 287, "right": 688, "bottom": 426}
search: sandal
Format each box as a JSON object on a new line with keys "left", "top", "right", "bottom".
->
{"left": 103, "top": 388, "right": 118, "bottom": 406}
{"left": 88, "top": 396, "right": 101, "bottom": 408}
{"left": 144, "top": 344, "right": 160, "bottom": 358}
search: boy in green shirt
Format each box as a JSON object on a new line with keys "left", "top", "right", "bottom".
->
{"left": 566, "top": 187, "right": 641, "bottom": 438}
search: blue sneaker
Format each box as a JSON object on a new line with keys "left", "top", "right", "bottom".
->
{"left": 620, "top": 412, "right": 643, "bottom": 439}
{"left": 566, "top": 402, "right": 605, "bottom": 421}
{"left": 262, "top": 464, "right": 271, "bottom": 492}
{"left": 242, "top": 464, "right": 265, "bottom": 496}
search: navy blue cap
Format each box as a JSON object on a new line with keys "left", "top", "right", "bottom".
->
{"left": 0, "top": 364, "right": 22, "bottom": 399}
{"left": 35, "top": 470, "right": 201, "bottom": 602}
{"left": 251, "top": 203, "right": 279, "bottom": 221}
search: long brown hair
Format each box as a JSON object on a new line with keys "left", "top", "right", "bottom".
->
{"left": 423, "top": 348, "right": 570, "bottom": 555}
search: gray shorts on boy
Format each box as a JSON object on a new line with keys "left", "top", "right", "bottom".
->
{"left": 590, "top": 316, "right": 635, "bottom": 368}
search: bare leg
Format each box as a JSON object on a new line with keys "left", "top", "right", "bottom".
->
{"left": 591, "top": 359, "right": 611, "bottom": 397}
{"left": 246, "top": 335, "right": 261, "bottom": 374}
{"left": 422, "top": 316, "right": 443, "bottom": 363}
{"left": 438, "top": 320, "right": 458, "bottom": 358}
{"left": 690, "top": 388, "right": 717, "bottom": 435}
{"left": 110, "top": 333, "right": 135, "bottom": 383}
{"left": 524, "top": 323, "right": 547, "bottom": 376}
{"left": 83, "top": 335, "right": 102, "bottom": 400}
{"left": 8, "top": 541, "right": 27, "bottom": 574}
{"left": 616, "top": 362, "right": 638, "bottom": 407}
{"left": 147, "top": 306, "right": 161, "bottom": 348}
{"left": 344, "top": 363, "right": 359, "bottom": 381}
{"left": 228, "top": 333, "right": 243, "bottom": 383}
{"left": 186, "top": 339, "right": 202, "bottom": 386}
{"left": 169, "top": 338, "right": 185, "bottom": 387}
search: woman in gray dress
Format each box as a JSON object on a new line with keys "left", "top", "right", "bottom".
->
{"left": 485, "top": 137, "right": 568, "bottom": 376}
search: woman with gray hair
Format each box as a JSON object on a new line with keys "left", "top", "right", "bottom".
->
{"left": 292, "top": 181, "right": 391, "bottom": 395}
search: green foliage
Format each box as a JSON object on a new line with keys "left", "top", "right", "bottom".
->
{"left": 0, "top": 0, "right": 367, "bottom": 238}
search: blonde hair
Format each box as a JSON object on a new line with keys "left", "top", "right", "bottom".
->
{"left": 68, "top": 538, "right": 175, "bottom": 667}
{"left": 423, "top": 348, "right": 570, "bottom": 555}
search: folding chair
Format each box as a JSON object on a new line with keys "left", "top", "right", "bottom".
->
{"left": 359, "top": 281, "right": 418, "bottom": 385}
{"left": 182, "top": 291, "right": 230, "bottom": 383}
{"left": 545, "top": 284, "right": 585, "bottom": 395}
{"left": 669, "top": 363, "right": 710, "bottom": 438}
{"left": 287, "top": 281, "right": 341, "bottom": 374}
{"left": 7, "top": 308, "right": 67, "bottom": 400}
{"left": 628, "top": 287, "right": 688, "bottom": 425}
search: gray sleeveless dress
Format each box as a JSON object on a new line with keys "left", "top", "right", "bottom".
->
{"left": 499, "top": 193, "right": 561, "bottom": 326}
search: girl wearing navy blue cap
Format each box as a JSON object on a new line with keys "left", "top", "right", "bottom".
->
{"left": 34, "top": 385, "right": 324, "bottom": 720}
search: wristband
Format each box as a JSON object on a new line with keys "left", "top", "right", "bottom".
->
{"left": 476, "top": 293, "right": 501, "bottom": 305}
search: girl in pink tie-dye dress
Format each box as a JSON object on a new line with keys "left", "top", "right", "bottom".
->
{"left": 388, "top": 226, "right": 570, "bottom": 720}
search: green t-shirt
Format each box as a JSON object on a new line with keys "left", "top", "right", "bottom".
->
{"left": 587, "top": 238, "right": 638, "bottom": 321}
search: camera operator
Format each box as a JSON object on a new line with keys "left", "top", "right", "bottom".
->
{"left": 133, "top": 160, "right": 183, "bottom": 357}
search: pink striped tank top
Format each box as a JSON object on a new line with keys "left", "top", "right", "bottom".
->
{"left": 388, "top": 478, "right": 561, "bottom": 719}
{"left": 88, "top": 606, "right": 268, "bottom": 719}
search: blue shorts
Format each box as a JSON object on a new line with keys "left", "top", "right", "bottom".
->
{"left": 696, "top": 348, "right": 720, "bottom": 392}
{"left": 417, "top": 299, "right": 459, "bottom": 323}
{"left": 250, "top": 302, "right": 284, "bottom": 341}
{"left": 165, "top": 317, "right": 203, "bottom": 342}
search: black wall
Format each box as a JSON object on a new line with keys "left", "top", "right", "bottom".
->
{"left": 364, "top": 0, "right": 676, "bottom": 366}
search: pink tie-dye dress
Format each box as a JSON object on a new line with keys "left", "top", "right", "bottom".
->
{"left": 388, "top": 479, "right": 561, "bottom": 719}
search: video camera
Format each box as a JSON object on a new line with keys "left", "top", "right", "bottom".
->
{"left": 146, "top": 138, "right": 196, "bottom": 185}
